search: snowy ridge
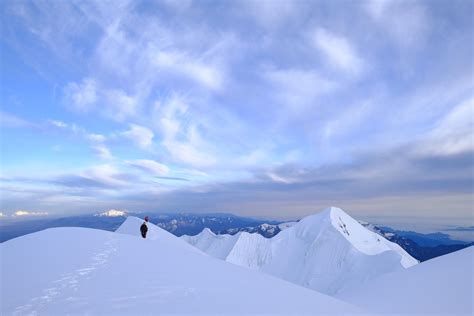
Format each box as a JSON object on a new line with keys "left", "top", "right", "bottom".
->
{"left": 182, "top": 228, "right": 241, "bottom": 259}
{"left": 1, "top": 219, "right": 362, "bottom": 315}
{"left": 116, "top": 216, "right": 175, "bottom": 241}
{"left": 277, "top": 221, "right": 297, "bottom": 230}
{"left": 338, "top": 246, "right": 474, "bottom": 315}
{"left": 182, "top": 206, "right": 418, "bottom": 295}
{"left": 317, "top": 207, "right": 416, "bottom": 267}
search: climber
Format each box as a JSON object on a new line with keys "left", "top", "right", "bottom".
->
{"left": 140, "top": 216, "right": 149, "bottom": 238}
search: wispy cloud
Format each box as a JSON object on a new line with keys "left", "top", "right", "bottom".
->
{"left": 63, "top": 78, "right": 140, "bottom": 122}
{"left": 121, "top": 124, "right": 154, "bottom": 149}
{"left": 63, "top": 78, "right": 98, "bottom": 112}
{"left": 0, "top": 111, "right": 37, "bottom": 129}
{"left": 91, "top": 144, "right": 114, "bottom": 160}
{"left": 419, "top": 97, "right": 474, "bottom": 156}
{"left": 48, "top": 120, "right": 68, "bottom": 128}
{"left": 47, "top": 119, "right": 111, "bottom": 159}
{"left": 151, "top": 50, "right": 224, "bottom": 90}
{"left": 55, "top": 164, "right": 134, "bottom": 189}
{"left": 311, "top": 28, "right": 365, "bottom": 75}
{"left": 156, "top": 95, "right": 217, "bottom": 168}
{"left": 264, "top": 68, "right": 335, "bottom": 110}
{"left": 1, "top": 0, "right": 472, "bottom": 220}
{"left": 364, "top": 0, "right": 430, "bottom": 49}
{"left": 127, "top": 159, "right": 169, "bottom": 176}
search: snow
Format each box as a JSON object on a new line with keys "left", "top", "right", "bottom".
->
{"left": 182, "top": 206, "right": 418, "bottom": 295}
{"left": 181, "top": 227, "right": 240, "bottom": 259}
{"left": 337, "top": 246, "right": 474, "bottom": 315}
{"left": 94, "top": 209, "right": 127, "bottom": 217}
{"left": 1, "top": 217, "right": 361, "bottom": 315}
{"left": 277, "top": 221, "right": 297, "bottom": 230}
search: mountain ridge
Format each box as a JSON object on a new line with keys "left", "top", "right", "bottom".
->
{"left": 1, "top": 219, "right": 362, "bottom": 315}
{"left": 182, "top": 206, "right": 418, "bottom": 294}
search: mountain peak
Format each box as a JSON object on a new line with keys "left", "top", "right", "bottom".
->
{"left": 297, "top": 207, "right": 418, "bottom": 267}
{"left": 94, "top": 209, "right": 127, "bottom": 217}
{"left": 324, "top": 206, "right": 346, "bottom": 215}
{"left": 202, "top": 227, "right": 216, "bottom": 236}
{"left": 294, "top": 206, "right": 349, "bottom": 238}
{"left": 182, "top": 206, "right": 418, "bottom": 295}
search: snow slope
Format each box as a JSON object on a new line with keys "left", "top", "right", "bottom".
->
{"left": 1, "top": 217, "right": 361, "bottom": 315}
{"left": 338, "top": 246, "right": 474, "bottom": 315}
{"left": 182, "top": 207, "right": 418, "bottom": 295}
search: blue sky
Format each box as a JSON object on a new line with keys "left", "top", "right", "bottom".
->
{"left": 0, "top": 0, "right": 473, "bottom": 223}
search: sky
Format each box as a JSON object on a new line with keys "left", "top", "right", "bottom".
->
{"left": 0, "top": 0, "right": 473, "bottom": 224}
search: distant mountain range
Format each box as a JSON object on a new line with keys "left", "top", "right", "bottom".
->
{"left": 1, "top": 211, "right": 471, "bottom": 262}
{"left": 359, "top": 222, "right": 473, "bottom": 262}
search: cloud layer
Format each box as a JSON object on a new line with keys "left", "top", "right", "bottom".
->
{"left": 0, "top": 0, "right": 472, "bottom": 223}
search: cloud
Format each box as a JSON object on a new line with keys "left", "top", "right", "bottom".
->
{"left": 364, "top": 0, "right": 430, "bottom": 49}
{"left": 91, "top": 144, "right": 113, "bottom": 160}
{"left": 264, "top": 68, "right": 335, "bottom": 110}
{"left": 63, "top": 78, "right": 97, "bottom": 112}
{"left": 86, "top": 133, "right": 106, "bottom": 143}
{"left": 12, "top": 210, "right": 48, "bottom": 217}
{"left": 0, "top": 111, "right": 36, "bottom": 129}
{"left": 153, "top": 142, "right": 471, "bottom": 218}
{"left": 2, "top": 0, "right": 472, "bottom": 220}
{"left": 156, "top": 95, "right": 217, "bottom": 168}
{"left": 127, "top": 159, "right": 170, "bottom": 176}
{"left": 243, "top": 0, "right": 301, "bottom": 29}
{"left": 121, "top": 124, "right": 154, "bottom": 149}
{"left": 48, "top": 120, "right": 68, "bottom": 128}
{"left": 55, "top": 164, "right": 134, "bottom": 189}
{"left": 103, "top": 89, "right": 139, "bottom": 122}
{"left": 151, "top": 50, "right": 223, "bottom": 90}
{"left": 365, "top": 0, "right": 392, "bottom": 19}
{"left": 47, "top": 119, "right": 110, "bottom": 159}
{"left": 417, "top": 97, "right": 474, "bottom": 156}
{"left": 311, "top": 28, "right": 365, "bottom": 75}
{"left": 63, "top": 78, "right": 140, "bottom": 122}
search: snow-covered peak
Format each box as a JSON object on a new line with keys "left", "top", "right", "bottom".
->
{"left": 182, "top": 206, "right": 418, "bottom": 295}
{"left": 297, "top": 206, "right": 348, "bottom": 229}
{"left": 294, "top": 207, "right": 417, "bottom": 267}
{"left": 94, "top": 209, "right": 127, "bottom": 217}
{"left": 116, "top": 216, "right": 159, "bottom": 238}
{"left": 1, "top": 225, "right": 362, "bottom": 314}
{"left": 202, "top": 227, "right": 216, "bottom": 236}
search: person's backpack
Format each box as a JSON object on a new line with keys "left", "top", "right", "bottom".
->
{"left": 140, "top": 222, "right": 148, "bottom": 238}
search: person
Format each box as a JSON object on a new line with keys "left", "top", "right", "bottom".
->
{"left": 140, "top": 216, "right": 149, "bottom": 238}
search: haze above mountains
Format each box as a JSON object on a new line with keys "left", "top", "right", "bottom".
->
{"left": 1, "top": 208, "right": 471, "bottom": 263}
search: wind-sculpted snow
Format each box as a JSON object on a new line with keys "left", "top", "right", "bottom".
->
{"left": 1, "top": 218, "right": 362, "bottom": 315}
{"left": 182, "top": 207, "right": 418, "bottom": 295}
{"left": 338, "top": 246, "right": 473, "bottom": 315}
{"left": 181, "top": 227, "right": 241, "bottom": 259}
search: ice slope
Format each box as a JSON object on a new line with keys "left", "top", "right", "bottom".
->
{"left": 181, "top": 228, "right": 241, "bottom": 259}
{"left": 1, "top": 217, "right": 362, "bottom": 315}
{"left": 182, "top": 207, "right": 418, "bottom": 295}
{"left": 337, "top": 246, "right": 474, "bottom": 315}
{"left": 277, "top": 221, "right": 297, "bottom": 230}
